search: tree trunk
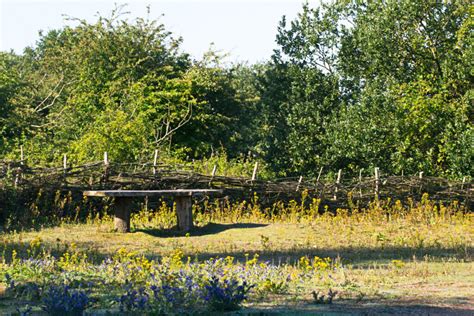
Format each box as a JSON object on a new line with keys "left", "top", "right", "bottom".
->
{"left": 114, "top": 197, "right": 131, "bottom": 233}
{"left": 175, "top": 196, "right": 193, "bottom": 231}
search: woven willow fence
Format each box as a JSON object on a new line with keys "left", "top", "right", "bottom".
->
{"left": 1, "top": 157, "right": 471, "bottom": 209}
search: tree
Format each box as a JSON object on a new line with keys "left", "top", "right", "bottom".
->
{"left": 258, "top": 3, "right": 342, "bottom": 176}
{"left": 262, "top": 0, "right": 473, "bottom": 177}
{"left": 8, "top": 7, "right": 196, "bottom": 164}
{"left": 334, "top": 0, "right": 472, "bottom": 176}
{"left": 173, "top": 51, "right": 260, "bottom": 158}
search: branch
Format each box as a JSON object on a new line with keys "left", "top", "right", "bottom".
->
{"left": 153, "top": 103, "right": 193, "bottom": 145}
{"left": 34, "top": 75, "right": 64, "bottom": 112}
{"left": 30, "top": 102, "right": 69, "bottom": 129}
{"left": 35, "top": 79, "right": 78, "bottom": 113}
{"left": 415, "top": 17, "right": 443, "bottom": 78}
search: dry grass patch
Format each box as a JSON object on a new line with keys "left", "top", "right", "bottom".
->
{"left": 0, "top": 196, "right": 472, "bottom": 313}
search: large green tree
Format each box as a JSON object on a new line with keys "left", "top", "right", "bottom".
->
{"left": 259, "top": 0, "right": 473, "bottom": 177}
{"left": 257, "top": 3, "right": 342, "bottom": 176}
{"left": 1, "top": 2, "right": 472, "bottom": 178}
{"left": 1, "top": 8, "right": 264, "bottom": 166}
{"left": 4, "top": 8, "right": 196, "bottom": 164}
{"left": 173, "top": 51, "right": 260, "bottom": 159}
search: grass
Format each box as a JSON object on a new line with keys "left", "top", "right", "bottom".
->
{"left": 0, "top": 193, "right": 473, "bottom": 314}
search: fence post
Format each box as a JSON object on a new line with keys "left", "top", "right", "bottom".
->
{"left": 14, "top": 168, "right": 20, "bottom": 188}
{"left": 211, "top": 165, "right": 217, "bottom": 177}
{"left": 251, "top": 162, "right": 258, "bottom": 181}
{"left": 463, "top": 177, "right": 471, "bottom": 209}
{"left": 359, "top": 169, "right": 363, "bottom": 199}
{"left": 333, "top": 169, "right": 342, "bottom": 200}
{"left": 461, "top": 176, "right": 466, "bottom": 190}
{"left": 374, "top": 167, "right": 380, "bottom": 200}
{"left": 20, "top": 145, "right": 24, "bottom": 165}
{"left": 209, "top": 164, "right": 217, "bottom": 186}
{"left": 153, "top": 149, "right": 158, "bottom": 175}
{"left": 15, "top": 146, "right": 24, "bottom": 187}
{"left": 63, "top": 154, "right": 68, "bottom": 184}
{"left": 419, "top": 171, "right": 424, "bottom": 194}
{"left": 316, "top": 167, "right": 323, "bottom": 198}
{"left": 103, "top": 152, "right": 109, "bottom": 184}
{"left": 296, "top": 175, "right": 303, "bottom": 192}
{"left": 316, "top": 167, "right": 323, "bottom": 183}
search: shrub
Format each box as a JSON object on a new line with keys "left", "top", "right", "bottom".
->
{"left": 117, "top": 284, "right": 149, "bottom": 312}
{"left": 42, "top": 284, "right": 90, "bottom": 316}
{"left": 203, "top": 276, "right": 254, "bottom": 311}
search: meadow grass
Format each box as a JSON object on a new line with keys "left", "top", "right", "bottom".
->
{"left": 0, "top": 194, "right": 472, "bottom": 314}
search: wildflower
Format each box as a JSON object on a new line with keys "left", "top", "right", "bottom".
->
{"left": 203, "top": 276, "right": 255, "bottom": 311}
{"left": 42, "top": 284, "right": 90, "bottom": 315}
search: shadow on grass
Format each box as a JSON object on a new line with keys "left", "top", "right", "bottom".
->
{"left": 241, "top": 299, "right": 474, "bottom": 315}
{"left": 199, "top": 244, "right": 472, "bottom": 265}
{"left": 134, "top": 222, "right": 268, "bottom": 237}
{"left": 1, "top": 288, "right": 472, "bottom": 315}
{"left": 1, "top": 239, "right": 472, "bottom": 268}
{"left": 1, "top": 221, "right": 471, "bottom": 266}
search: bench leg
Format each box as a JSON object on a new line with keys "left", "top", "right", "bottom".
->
{"left": 114, "top": 197, "right": 131, "bottom": 233}
{"left": 175, "top": 196, "right": 193, "bottom": 231}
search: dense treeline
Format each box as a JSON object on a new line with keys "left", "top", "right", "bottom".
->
{"left": 0, "top": 1, "right": 472, "bottom": 178}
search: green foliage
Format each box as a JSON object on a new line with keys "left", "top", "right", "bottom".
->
{"left": 0, "top": 52, "right": 28, "bottom": 154}
{"left": 258, "top": 0, "right": 472, "bottom": 177}
{"left": 0, "top": 2, "right": 472, "bottom": 177}
{"left": 173, "top": 50, "right": 260, "bottom": 158}
{"left": 256, "top": 3, "right": 342, "bottom": 176}
{"left": 2, "top": 7, "right": 197, "bottom": 164}
{"left": 390, "top": 78, "right": 472, "bottom": 175}
{"left": 323, "top": 81, "right": 399, "bottom": 174}
{"left": 70, "top": 109, "right": 150, "bottom": 162}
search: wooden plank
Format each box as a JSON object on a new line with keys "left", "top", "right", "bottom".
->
{"left": 84, "top": 189, "right": 223, "bottom": 197}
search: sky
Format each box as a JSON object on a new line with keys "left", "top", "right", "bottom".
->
{"left": 0, "top": 0, "right": 305, "bottom": 63}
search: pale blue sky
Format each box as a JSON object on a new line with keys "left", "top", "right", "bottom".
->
{"left": 0, "top": 0, "right": 305, "bottom": 63}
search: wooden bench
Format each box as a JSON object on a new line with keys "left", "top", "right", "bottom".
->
{"left": 83, "top": 189, "right": 222, "bottom": 233}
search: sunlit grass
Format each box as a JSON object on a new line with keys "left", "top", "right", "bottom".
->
{"left": 0, "top": 194, "right": 472, "bottom": 314}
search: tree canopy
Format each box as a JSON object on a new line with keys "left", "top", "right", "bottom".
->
{"left": 0, "top": 2, "right": 472, "bottom": 178}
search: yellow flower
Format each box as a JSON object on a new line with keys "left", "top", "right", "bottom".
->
{"left": 225, "top": 256, "right": 235, "bottom": 265}
{"left": 391, "top": 260, "right": 405, "bottom": 269}
{"left": 298, "top": 256, "right": 311, "bottom": 271}
{"left": 246, "top": 254, "right": 259, "bottom": 266}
